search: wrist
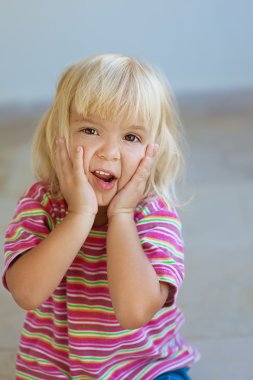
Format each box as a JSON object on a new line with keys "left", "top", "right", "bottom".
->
{"left": 108, "top": 210, "right": 134, "bottom": 223}
{"left": 67, "top": 210, "right": 96, "bottom": 223}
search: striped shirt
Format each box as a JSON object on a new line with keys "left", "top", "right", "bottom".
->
{"left": 3, "top": 182, "right": 199, "bottom": 379}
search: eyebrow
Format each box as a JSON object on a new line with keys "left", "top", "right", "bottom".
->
{"left": 80, "top": 117, "right": 148, "bottom": 133}
{"left": 130, "top": 125, "right": 147, "bottom": 132}
{"left": 79, "top": 117, "right": 97, "bottom": 125}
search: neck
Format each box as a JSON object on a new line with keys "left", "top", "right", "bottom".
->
{"left": 93, "top": 206, "right": 108, "bottom": 227}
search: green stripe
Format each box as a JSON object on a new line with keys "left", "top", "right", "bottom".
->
{"left": 142, "top": 206, "right": 150, "bottom": 215}
{"left": 52, "top": 295, "right": 67, "bottom": 302}
{"left": 17, "top": 353, "right": 71, "bottom": 379}
{"left": 6, "top": 227, "right": 47, "bottom": 242}
{"left": 32, "top": 309, "right": 67, "bottom": 326}
{"left": 41, "top": 192, "right": 51, "bottom": 207}
{"left": 67, "top": 277, "right": 107, "bottom": 286}
{"left": 93, "top": 322, "right": 177, "bottom": 378}
{"left": 68, "top": 328, "right": 133, "bottom": 338}
{"left": 136, "top": 354, "right": 180, "bottom": 379}
{"left": 137, "top": 217, "right": 181, "bottom": 228}
{"left": 47, "top": 217, "right": 54, "bottom": 231}
{"left": 22, "top": 329, "right": 68, "bottom": 352}
{"left": 4, "top": 250, "right": 13, "bottom": 259}
{"left": 12, "top": 208, "right": 54, "bottom": 231}
{"left": 90, "top": 230, "right": 107, "bottom": 237}
{"left": 13, "top": 209, "right": 49, "bottom": 221}
{"left": 159, "top": 274, "right": 177, "bottom": 286}
{"left": 67, "top": 304, "right": 113, "bottom": 313}
{"left": 77, "top": 252, "right": 106, "bottom": 261}
{"left": 16, "top": 370, "right": 40, "bottom": 380}
{"left": 140, "top": 237, "right": 183, "bottom": 258}
{"left": 133, "top": 325, "right": 178, "bottom": 380}
{"left": 71, "top": 322, "right": 176, "bottom": 359}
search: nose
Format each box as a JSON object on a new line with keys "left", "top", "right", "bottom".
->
{"left": 96, "top": 139, "right": 120, "bottom": 161}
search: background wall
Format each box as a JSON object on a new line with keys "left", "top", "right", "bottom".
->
{"left": 1, "top": 0, "right": 253, "bottom": 104}
{"left": 1, "top": 1, "right": 253, "bottom": 379}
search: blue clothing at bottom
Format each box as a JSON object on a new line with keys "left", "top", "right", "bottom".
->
{"left": 153, "top": 367, "right": 190, "bottom": 380}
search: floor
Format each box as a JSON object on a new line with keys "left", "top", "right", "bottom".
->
{"left": 0, "top": 90, "right": 253, "bottom": 379}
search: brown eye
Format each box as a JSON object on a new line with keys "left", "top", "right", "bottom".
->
{"left": 124, "top": 134, "right": 141, "bottom": 143}
{"left": 82, "top": 128, "right": 98, "bottom": 135}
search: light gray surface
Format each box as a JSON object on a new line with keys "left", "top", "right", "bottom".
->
{"left": 0, "top": 90, "right": 253, "bottom": 379}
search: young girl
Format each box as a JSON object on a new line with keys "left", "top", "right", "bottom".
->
{"left": 3, "top": 54, "right": 199, "bottom": 379}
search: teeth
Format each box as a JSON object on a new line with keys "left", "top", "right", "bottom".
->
{"left": 94, "top": 170, "right": 111, "bottom": 176}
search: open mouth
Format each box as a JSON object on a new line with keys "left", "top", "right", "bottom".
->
{"left": 92, "top": 170, "right": 117, "bottom": 189}
{"left": 92, "top": 170, "right": 116, "bottom": 183}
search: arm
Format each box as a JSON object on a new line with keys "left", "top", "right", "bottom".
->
{"left": 107, "top": 144, "right": 169, "bottom": 329}
{"left": 107, "top": 213, "right": 169, "bottom": 329}
{"left": 6, "top": 211, "right": 94, "bottom": 310}
{"left": 6, "top": 139, "right": 97, "bottom": 310}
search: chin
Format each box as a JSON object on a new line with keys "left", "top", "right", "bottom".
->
{"left": 96, "top": 195, "right": 114, "bottom": 207}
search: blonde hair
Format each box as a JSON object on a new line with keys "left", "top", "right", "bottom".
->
{"left": 32, "top": 54, "right": 184, "bottom": 204}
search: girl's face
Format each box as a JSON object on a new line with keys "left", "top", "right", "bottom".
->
{"left": 69, "top": 108, "right": 150, "bottom": 208}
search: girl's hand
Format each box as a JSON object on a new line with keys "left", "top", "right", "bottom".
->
{"left": 107, "top": 144, "right": 158, "bottom": 219}
{"left": 55, "top": 138, "right": 98, "bottom": 217}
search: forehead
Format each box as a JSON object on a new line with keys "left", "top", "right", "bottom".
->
{"left": 69, "top": 106, "right": 84, "bottom": 122}
{"left": 69, "top": 104, "right": 148, "bottom": 130}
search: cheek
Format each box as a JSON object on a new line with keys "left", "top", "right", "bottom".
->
{"left": 121, "top": 147, "right": 146, "bottom": 181}
{"left": 130, "top": 146, "right": 146, "bottom": 168}
{"left": 129, "top": 155, "right": 143, "bottom": 173}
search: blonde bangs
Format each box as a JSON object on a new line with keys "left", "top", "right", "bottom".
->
{"left": 73, "top": 55, "right": 161, "bottom": 131}
{"left": 32, "top": 53, "right": 184, "bottom": 204}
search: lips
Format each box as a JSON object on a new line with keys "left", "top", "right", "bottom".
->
{"left": 91, "top": 168, "right": 118, "bottom": 191}
{"left": 92, "top": 169, "right": 117, "bottom": 183}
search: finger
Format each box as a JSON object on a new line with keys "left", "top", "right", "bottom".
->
{"left": 146, "top": 143, "right": 159, "bottom": 158}
{"left": 56, "top": 138, "right": 73, "bottom": 178}
{"left": 145, "top": 143, "right": 154, "bottom": 159}
{"left": 72, "top": 145, "right": 85, "bottom": 179}
{"left": 135, "top": 144, "right": 156, "bottom": 180}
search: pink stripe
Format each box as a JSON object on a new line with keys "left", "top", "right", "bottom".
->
{"left": 3, "top": 182, "right": 199, "bottom": 379}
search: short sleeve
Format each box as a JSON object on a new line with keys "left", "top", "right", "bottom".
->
{"left": 135, "top": 199, "right": 184, "bottom": 307}
{"left": 2, "top": 183, "right": 55, "bottom": 290}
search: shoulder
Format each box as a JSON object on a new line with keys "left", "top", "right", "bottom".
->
{"left": 134, "top": 195, "right": 183, "bottom": 240}
{"left": 23, "top": 182, "right": 54, "bottom": 203}
{"left": 16, "top": 182, "right": 66, "bottom": 220}
{"left": 134, "top": 195, "right": 181, "bottom": 223}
